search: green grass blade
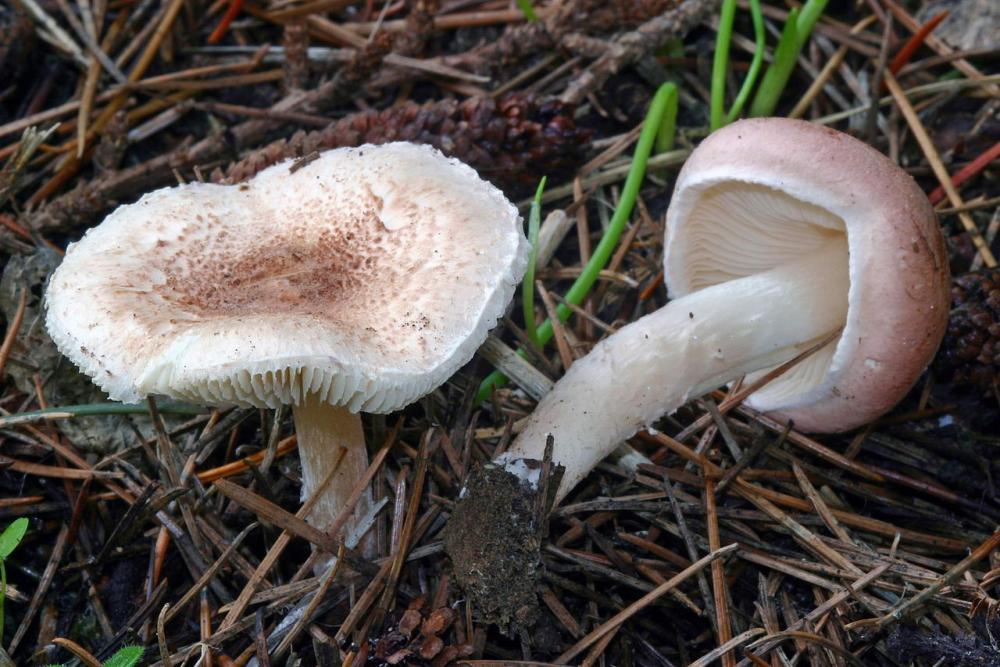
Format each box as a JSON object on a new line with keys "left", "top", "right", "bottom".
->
{"left": 522, "top": 177, "right": 547, "bottom": 347}
{"left": 476, "top": 82, "right": 679, "bottom": 403}
{"left": 795, "top": 0, "right": 830, "bottom": 42}
{"left": 515, "top": 0, "right": 539, "bottom": 22}
{"left": 750, "top": 0, "right": 829, "bottom": 116}
{"left": 0, "top": 518, "right": 28, "bottom": 560}
{"left": 102, "top": 645, "right": 145, "bottom": 667}
{"left": 725, "top": 0, "right": 765, "bottom": 123}
{"left": 710, "top": 0, "right": 738, "bottom": 131}
{"left": 749, "top": 6, "right": 800, "bottom": 116}
{"left": 655, "top": 83, "right": 679, "bottom": 153}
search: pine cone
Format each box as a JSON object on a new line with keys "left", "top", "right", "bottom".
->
{"left": 935, "top": 268, "right": 1000, "bottom": 392}
{"left": 220, "top": 94, "right": 588, "bottom": 191}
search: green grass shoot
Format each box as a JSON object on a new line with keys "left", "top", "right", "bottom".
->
{"left": 475, "top": 82, "right": 679, "bottom": 403}
{"left": 655, "top": 84, "right": 678, "bottom": 154}
{"left": 46, "top": 644, "right": 145, "bottom": 667}
{"left": 522, "top": 176, "right": 547, "bottom": 347}
{"left": 710, "top": 0, "right": 769, "bottom": 129}
{"left": 749, "top": 0, "right": 830, "bottom": 116}
{"left": 710, "top": 0, "right": 738, "bottom": 130}
{"left": 725, "top": 0, "right": 764, "bottom": 124}
{"left": 101, "top": 645, "right": 145, "bottom": 667}
{"left": 515, "top": 0, "right": 539, "bottom": 22}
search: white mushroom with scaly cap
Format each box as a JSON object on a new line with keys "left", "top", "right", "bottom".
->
{"left": 46, "top": 142, "right": 527, "bottom": 546}
{"left": 495, "top": 118, "right": 950, "bottom": 502}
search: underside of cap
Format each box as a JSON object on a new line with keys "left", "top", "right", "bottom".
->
{"left": 664, "top": 118, "right": 949, "bottom": 432}
{"left": 46, "top": 142, "right": 527, "bottom": 412}
{"left": 672, "top": 181, "right": 846, "bottom": 413}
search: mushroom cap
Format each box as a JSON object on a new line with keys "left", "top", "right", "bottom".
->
{"left": 664, "top": 118, "right": 949, "bottom": 432}
{"left": 46, "top": 142, "right": 527, "bottom": 413}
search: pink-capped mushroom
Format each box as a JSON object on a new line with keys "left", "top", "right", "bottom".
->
{"left": 498, "top": 117, "right": 949, "bottom": 502}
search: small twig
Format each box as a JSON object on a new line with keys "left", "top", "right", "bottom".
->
{"left": 51, "top": 638, "right": 101, "bottom": 667}
{"left": 157, "top": 604, "right": 172, "bottom": 667}
{"left": 274, "top": 544, "right": 346, "bottom": 657}
{"left": 218, "top": 438, "right": 392, "bottom": 630}
{"left": 884, "top": 70, "right": 996, "bottom": 268}
{"left": 255, "top": 608, "right": 272, "bottom": 667}
{"left": 674, "top": 328, "right": 842, "bottom": 443}
{"left": 928, "top": 139, "right": 1000, "bottom": 206}
{"left": 888, "top": 10, "right": 949, "bottom": 76}
{"left": 259, "top": 405, "right": 286, "bottom": 473}
{"left": 213, "top": 478, "right": 377, "bottom": 574}
{"left": 716, "top": 426, "right": 786, "bottom": 495}
{"left": 375, "top": 430, "right": 432, "bottom": 618}
{"left": 874, "top": 530, "right": 1000, "bottom": 627}
{"left": 0, "top": 289, "right": 27, "bottom": 380}
{"left": 739, "top": 563, "right": 890, "bottom": 665}
{"left": 665, "top": 479, "right": 717, "bottom": 634}
{"left": 790, "top": 16, "right": 878, "bottom": 118}
{"left": 865, "top": 13, "right": 893, "bottom": 143}
{"left": 537, "top": 282, "right": 576, "bottom": 371}
{"left": 688, "top": 629, "right": 767, "bottom": 667}
{"left": 554, "top": 543, "right": 739, "bottom": 664}
{"left": 747, "top": 630, "right": 865, "bottom": 666}
{"left": 164, "top": 522, "right": 258, "bottom": 624}
{"left": 705, "top": 478, "right": 735, "bottom": 667}
{"left": 733, "top": 482, "right": 863, "bottom": 576}
{"left": 791, "top": 461, "right": 855, "bottom": 545}
{"left": 560, "top": 0, "right": 720, "bottom": 104}
{"left": 9, "top": 524, "right": 69, "bottom": 653}
{"left": 197, "top": 436, "right": 297, "bottom": 483}
{"left": 16, "top": 0, "right": 89, "bottom": 67}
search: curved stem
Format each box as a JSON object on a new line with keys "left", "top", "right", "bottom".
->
{"left": 292, "top": 398, "right": 374, "bottom": 553}
{"left": 498, "top": 238, "right": 849, "bottom": 502}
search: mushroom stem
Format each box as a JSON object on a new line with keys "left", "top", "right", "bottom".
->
{"left": 499, "top": 237, "right": 850, "bottom": 502}
{"left": 292, "top": 398, "right": 374, "bottom": 552}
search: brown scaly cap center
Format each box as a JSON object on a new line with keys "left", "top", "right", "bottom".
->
{"left": 151, "top": 201, "right": 412, "bottom": 320}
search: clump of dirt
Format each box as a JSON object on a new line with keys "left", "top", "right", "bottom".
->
{"left": 443, "top": 458, "right": 562, "bottom": 631}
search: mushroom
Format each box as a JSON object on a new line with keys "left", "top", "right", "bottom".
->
{"left": 496, "top": 118, "right": 949, "bottom": 501}
{"left": 46, "top": 142, "right": 527, "bottom": 546}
